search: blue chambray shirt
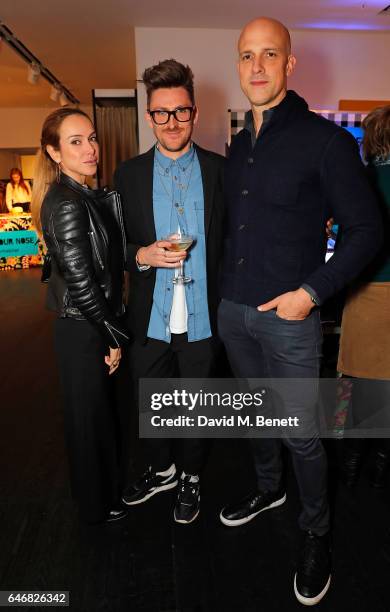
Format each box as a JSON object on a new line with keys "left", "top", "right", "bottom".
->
{"left": 147, "top": 145, "right": 211, "bottom": 343}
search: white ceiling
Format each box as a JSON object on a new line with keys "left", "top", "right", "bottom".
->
{"left": 0, "top": 0, "right": 389, "bottom": 108}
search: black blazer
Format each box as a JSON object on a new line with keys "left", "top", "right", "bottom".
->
{"left": 114, "top": 144, "right": 225, "bottom": 344}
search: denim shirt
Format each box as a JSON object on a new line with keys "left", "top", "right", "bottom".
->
{"left": 147, "top": 145, "right": 212, "bottom": 343}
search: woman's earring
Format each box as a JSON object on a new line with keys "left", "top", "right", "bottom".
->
{"left": 56, "top": 162, "right": 61, "bottom": 183}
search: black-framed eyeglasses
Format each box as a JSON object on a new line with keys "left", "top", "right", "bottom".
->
{"left": 148, "top": 106, "right": 195, "bottom": 125}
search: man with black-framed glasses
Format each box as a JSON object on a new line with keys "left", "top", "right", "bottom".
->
{"left": 114, "top": 59, "right": 224, "bottom": 524}
{"left": 148, "top": 106, "right": 195, "bottom": 125}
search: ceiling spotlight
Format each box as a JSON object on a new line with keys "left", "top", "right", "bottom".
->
{"left": 49, "top": 84, "right": 61, "bottom": 102}
{"left": 0, "top": 22, "right": 79, "bottom": 104}
{"left": 59, "top": 91, "right": 70, "bottom": 107}
{"left": 27, "top": 62, "right": 41, "bottom": 85}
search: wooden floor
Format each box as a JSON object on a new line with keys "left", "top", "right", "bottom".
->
{"left": 0, "top": 269, "right": 389, "bottom": 612}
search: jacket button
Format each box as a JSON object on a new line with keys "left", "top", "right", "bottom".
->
{"left": 248, "top": 157, "right": 254, "bottom": 164}
{"left": 238, "top": 224, "right": 246, "bottom": 230}
{"left": 237, "top": 257, "right": 245, "bottom": 265}
{"left": 242, "top": 189, "right": 249, "bottom": 196}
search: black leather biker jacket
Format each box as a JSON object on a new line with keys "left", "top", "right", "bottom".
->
{"left": 41, "top": 173, "right": 129, "bottom": 348}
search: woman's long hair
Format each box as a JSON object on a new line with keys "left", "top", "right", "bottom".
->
{"left": 31, "top": 107, "right": 91, "bottom": 232}
{"left": 362, "top": 105, "right": 390, "bottom": 163}
{"left": 9, "top": 168, "right": 30, "bottom": 195}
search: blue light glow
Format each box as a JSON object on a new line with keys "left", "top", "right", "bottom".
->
{"left": 299, "top": 21, "right": 387, "bottom": 31}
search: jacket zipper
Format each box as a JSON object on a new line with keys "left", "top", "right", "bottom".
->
{"left": 104, "top": 321, "right": 129, "bottom": 347}
{"left": 89, "top": 231, "right": 104, "bottom": 270}
{"left": 113, "top": 192, "right": 127, "bottom": 260}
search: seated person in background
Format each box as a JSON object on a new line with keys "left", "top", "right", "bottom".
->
{"left": 6, "top": 167, "right": 32, "bottom": 213}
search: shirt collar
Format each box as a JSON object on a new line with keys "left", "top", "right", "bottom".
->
{"left": 244, "top": 108, "right": 274, "bottom": 146}
{"left": 155, "top": 142, "right": 195, "bottom": 171}
{"left": 244, "top": 108, "right": 274, "bottom": 131}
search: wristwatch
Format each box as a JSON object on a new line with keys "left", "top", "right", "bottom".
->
{"left": 135, "top": 251, "right": 150, "bottom": 272}
{"left": 310, "top": 294, "right": 320, "bottom": 306}
{"left": 301, "top": 284, "right": 321, "bottom": 307}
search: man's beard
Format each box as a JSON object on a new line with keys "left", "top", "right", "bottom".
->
{"left": 158, "top": 130, "right": 192, "bottom": 153}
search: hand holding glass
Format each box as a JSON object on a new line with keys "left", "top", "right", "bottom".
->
{"left": 162, "top": 233, "right": 194, "bottom": 284}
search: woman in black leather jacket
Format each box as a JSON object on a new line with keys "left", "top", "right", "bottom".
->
{"left": 32, "top": 107, "right": 129, "bottom": 524}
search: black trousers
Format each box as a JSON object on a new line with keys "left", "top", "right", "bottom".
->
{"left": 130, "top": 333, "right": 216, "bottom": 475}
{"left": 54, "top": 318, "right": 120, "bottom": 523}
{"left": 218, "top": 299, "right": 329, "bottom": 535}
{"left": 343, "top": 375, "right": 390, "bottom": 455}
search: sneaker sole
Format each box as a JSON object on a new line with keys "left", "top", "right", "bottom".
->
{"left": 174, "top": 508, "right": 200, "bottom": 524}
{"left": 293, "top": 573, "right": 331, "bottom": 606}
{"left": 105, "top": 511, "right": 128, "bottom": 523}
{"left": 219, "top": 493, "right": 287, "bottom": 527}
{"left": 122, "top": 480, "right": 178, "bottom": 506}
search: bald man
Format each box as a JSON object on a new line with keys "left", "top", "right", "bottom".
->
{"left": 218, "top": 17, "right": 381, "bottom": 606}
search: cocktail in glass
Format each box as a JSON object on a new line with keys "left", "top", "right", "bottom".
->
{"left": 162, "top": 233, "right": 194, "bottom": 284}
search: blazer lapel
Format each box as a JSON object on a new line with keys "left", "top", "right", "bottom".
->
{"left": 195, "top": 145, "right": 215, "bottom": 237}
{"left": 138, "top": 146, "right": 156, "bottom": 243}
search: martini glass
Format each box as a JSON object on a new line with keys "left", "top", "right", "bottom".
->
{"left": 162, "top": 233, "right": 194, "bottom": 284}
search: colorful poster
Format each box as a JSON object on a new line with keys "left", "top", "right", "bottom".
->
{"left": 0, "top": 214, "right": 44, "bottom": 271}
{"left": 0, "top": 230, "right": 39, "bottom": 258}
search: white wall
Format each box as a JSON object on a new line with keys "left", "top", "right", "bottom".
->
{"left": 20, "top": 155, "right": 36, "bottom": 180}
{"left": 135, "top": 27, "right": 390, "bottom": 154}
{"left": 0, "top": 105, "right": 93, "bottom": 149}
{"left": 135, "top": 28, "right": 244, "bottom": 155}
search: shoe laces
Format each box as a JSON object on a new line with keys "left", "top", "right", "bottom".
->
{"left": 300, "top": 532, "right": 327, "bottom": 577}
{"left": 136, "top": 467, "right": 154, "bottom": 487}
{"left": 177, "top": 478, "right": 199, "bottom": 504}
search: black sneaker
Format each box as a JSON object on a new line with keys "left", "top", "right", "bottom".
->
{"left": 122, "top": 465, "right": 178, "bottom": 505}
{"left": 294, "top": 530, "right": 331, "bottom": 606}
{"left": 174, "top": 476, "right": 200, "bottom": 524}
{"left": 220, "top": 487, "right": 286, "bottom": 527}
{"left": 370, "top": 451, "right": 390, "bottom": 489}
{"left": 105, "top": 504, "right": 128, "bottom": 523}
{"left": 340, "top": 449, "right": 363, "bottom": 488}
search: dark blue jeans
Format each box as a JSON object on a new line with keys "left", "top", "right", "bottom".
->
{"left": 218, "top": 299, "right": 329, "bottom": 535}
